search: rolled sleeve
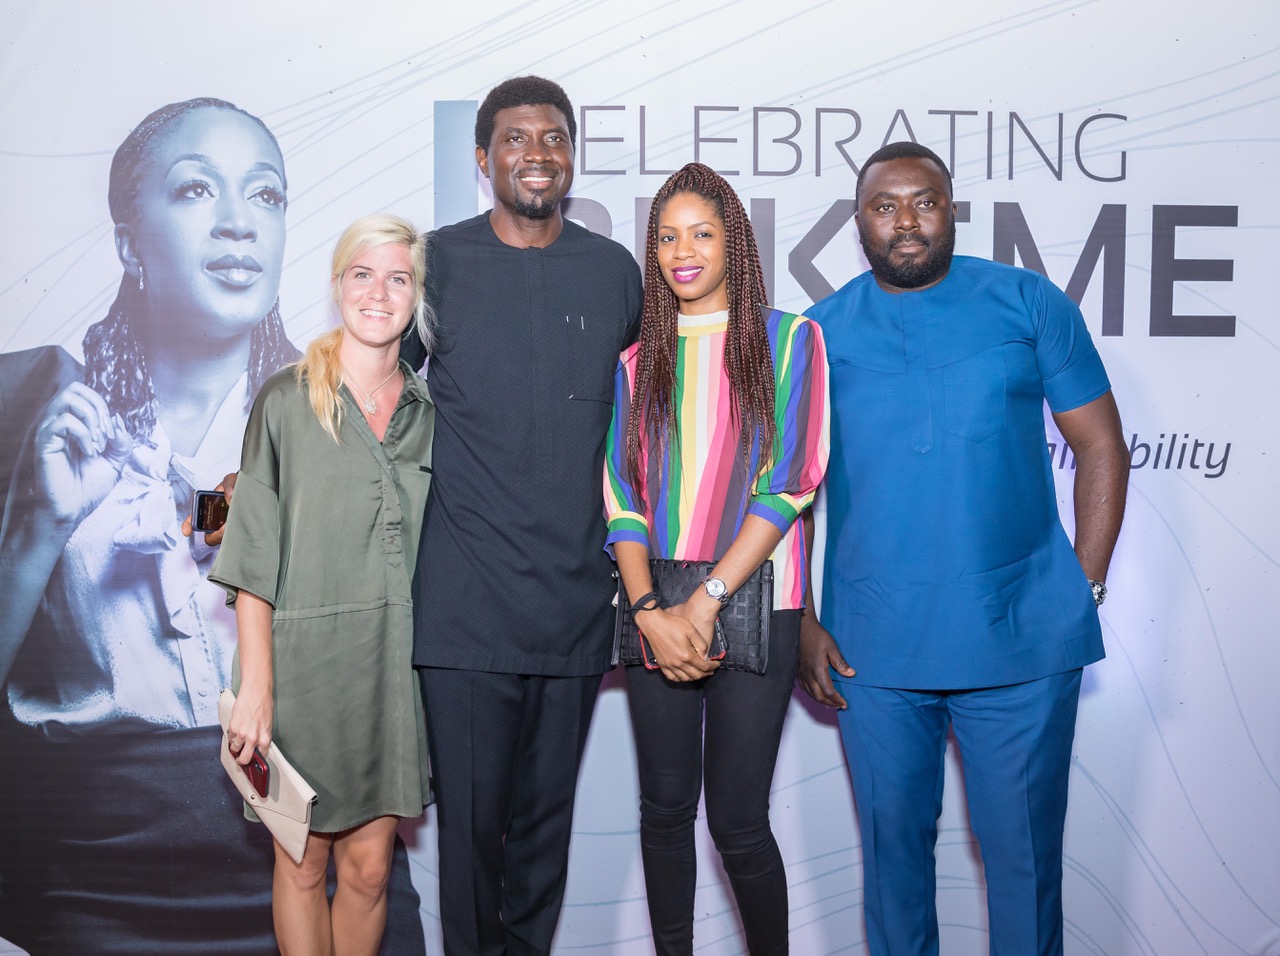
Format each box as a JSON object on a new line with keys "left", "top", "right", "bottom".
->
{"left": 603, "top": 350, "right": 649, "bottom": 554}
{"left": 747, "top": 314, "right": 830, "bottom": 530}
{"left": 207, "top": 386, "right": 284, "bottom": 607}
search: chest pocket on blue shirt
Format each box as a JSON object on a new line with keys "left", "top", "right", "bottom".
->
{"left": 943, "top": 349, "right": 1006, "bottom": 442}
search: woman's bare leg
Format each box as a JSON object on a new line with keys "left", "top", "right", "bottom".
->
{"left": 330, "top": 816, "right": 400, "bottom": 956}
{"left": 272, "top": 830, "right": 335, "bottom": 956}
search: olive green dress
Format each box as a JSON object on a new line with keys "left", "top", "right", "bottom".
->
{"left": 210, "top": 362, "right": 433, "bottom": 832}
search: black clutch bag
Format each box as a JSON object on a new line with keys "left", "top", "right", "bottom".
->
{"left": 613, "top": 559, "right": 772, "bottom": 675}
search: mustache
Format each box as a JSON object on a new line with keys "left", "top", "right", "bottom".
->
{"left": 889, "top": 234, "right": 929, "bottom": 249}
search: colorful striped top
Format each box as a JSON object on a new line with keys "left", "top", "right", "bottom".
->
{"left": 604, "top": 307, "right": 830, "bottom": 610}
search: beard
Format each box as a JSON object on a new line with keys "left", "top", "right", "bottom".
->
{"left": 861, "top": 220, "right": 956, "bottom": 289}
{"left": 514, "top": 193, "right": 560, "bottom": 220}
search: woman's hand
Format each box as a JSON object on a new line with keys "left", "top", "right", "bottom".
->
{"left": 665, "top": 595, "right": 720, "bottom": 649}
{"left": 1, "top": 384, "right": 132, "bottom": 681}
{"left": 227, "top": 685, "right": 273, "bottom": 767}
{"left": 32, "top": 383, "right": 133, "bottom": 528}
{"left": 230, "top": 590, "right": 275, "bottom": 764}
{"left": 635, "top": 605, "right": 720, "bottom": 682}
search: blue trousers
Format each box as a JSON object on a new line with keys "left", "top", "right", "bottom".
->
{"left": 836, "top": 669, "right": 1083, "bottom": 956}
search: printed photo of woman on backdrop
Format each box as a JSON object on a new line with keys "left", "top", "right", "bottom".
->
{"left": 0, "top": 97, "right": 423, "bottom": 955}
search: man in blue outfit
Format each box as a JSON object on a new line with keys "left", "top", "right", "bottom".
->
{"left": 798, "top": 141, "right": 1129, "bottom": 956}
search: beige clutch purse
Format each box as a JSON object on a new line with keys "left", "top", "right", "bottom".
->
{"left": 217, "top": 689, "right": 317, "bottom": 864}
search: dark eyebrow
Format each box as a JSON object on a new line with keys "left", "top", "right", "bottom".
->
{"left": 250, "top": 161, "right": 284, "bottom": 178}
{"left": 168, "top": 154, "right": 284, "bottom": 180}
{"left": 502, "top": 124, "right": 569, "bottom": 138}
{"left": 658, "top": 220, "right": 718, "bottom": 231}
{"left": 865, "top": 185, "right": 941, "bottom": 204}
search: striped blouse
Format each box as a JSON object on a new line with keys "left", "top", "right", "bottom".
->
{"left": 604, "top": 307, "right": 830, "bottom": 610}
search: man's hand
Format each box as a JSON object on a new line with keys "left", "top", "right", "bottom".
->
{"left": 797, "top": 612, "right": 854, "bottom": 709}
{"left": 180, "top": 472, "right": 238, "bottom": 546}
{"left": 1051, "top": 391, "right": 1128, "bottom": 584}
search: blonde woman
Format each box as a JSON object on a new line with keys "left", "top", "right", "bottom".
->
{"left": 210, "top": 213, "right": 434, "bottom": 955}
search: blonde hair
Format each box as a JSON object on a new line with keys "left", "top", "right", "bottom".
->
{"left": 296, "top": 213, "right": 432, "bottom": 441}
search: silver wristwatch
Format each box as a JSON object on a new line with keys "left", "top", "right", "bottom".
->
{"left": 703, "top": 576, "right": 730, "bottom": 606}
{"left": 1089, "top": 579, "right": 1107, "bottom": 606}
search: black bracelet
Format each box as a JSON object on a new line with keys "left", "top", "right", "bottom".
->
{"left": 629, "top": 590, "right": 660, "bottom": 615}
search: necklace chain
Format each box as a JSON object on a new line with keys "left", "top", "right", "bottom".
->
{"left": 342, "top": 363, "right": 401, "bottom": 415}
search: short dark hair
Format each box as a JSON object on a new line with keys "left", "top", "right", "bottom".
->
{"left": 474, "top": 76, "right": 576, "bottom": 151}
{"left": 856, "top": 141, "right": 951, "bottom": 204}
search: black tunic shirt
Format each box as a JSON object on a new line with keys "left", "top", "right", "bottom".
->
{"left": 403, "top": 213, "right": 642, "bottom": 675}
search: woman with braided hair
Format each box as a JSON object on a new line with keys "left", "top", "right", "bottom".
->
{"left": 0, "top": 99, "right": 414, "bottom": 954}
{"left": 1, "top": 97, "right": 295, "bottom": 699}
{"left": 604, "top": 162, "right": 830, "bottom": 953}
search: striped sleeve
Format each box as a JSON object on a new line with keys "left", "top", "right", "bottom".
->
{"left": 603, "top": 346, "right": 650, "bottom": 551}
{"left": 746, "top": 312, "right": 830, "bottom": 531}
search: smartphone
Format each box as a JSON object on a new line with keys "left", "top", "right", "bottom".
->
{"left": 192, "top": 489, "right": 229, "bottom": 533}
{"left": 637, "top": 633, "right": 660, "bottom": 670}
{"left": 230, "top": 741, "right": 270, "bottom": 799}
{"left": 707, "top": 619, "right": 727, "bottom": 661}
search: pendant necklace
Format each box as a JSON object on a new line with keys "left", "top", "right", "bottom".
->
{"left": 342, "top": 363, "right": 401, "bottom": 414}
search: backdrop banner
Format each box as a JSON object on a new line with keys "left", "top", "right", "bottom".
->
{"left": 1, "top": 2, "right": 1276, "bottom": 954}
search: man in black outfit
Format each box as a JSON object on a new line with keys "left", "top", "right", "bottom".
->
{"left": 400, "top": 76, "right": 642, "bottom": 955}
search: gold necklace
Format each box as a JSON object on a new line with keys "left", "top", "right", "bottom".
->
{"left": 342, "top": 363, "right": 401, "bottom": 414}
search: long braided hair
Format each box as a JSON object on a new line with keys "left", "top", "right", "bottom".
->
{"left": 83, "top": 97, "right": 299, "bottom": 441}
{"left": 625, "top": 163, "right": 776, "bottom": 505}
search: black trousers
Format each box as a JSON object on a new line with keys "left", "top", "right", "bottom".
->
{"left": 418, "top": 667, "right": 600, "bottom": 956}
{"left": 623, "top": 609, "right": 800, "bottom": 956}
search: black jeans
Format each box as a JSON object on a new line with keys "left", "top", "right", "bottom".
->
{"left": 624, "top": 609, "right": 800, "bottom": 956}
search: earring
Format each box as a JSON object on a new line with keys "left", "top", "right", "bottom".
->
{"left": 138, "top": 266, "right": 145, "bottom": 292}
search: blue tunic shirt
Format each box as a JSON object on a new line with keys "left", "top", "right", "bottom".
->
{"left": 806, "top": 255, "right": 1111, "bottom": 689}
